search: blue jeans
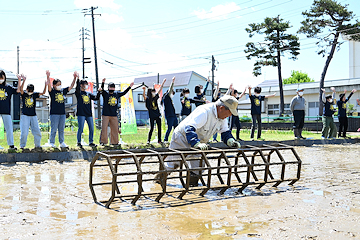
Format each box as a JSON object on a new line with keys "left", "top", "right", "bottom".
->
{"left": 77, "top": 116, "right": 94, "bottom": 144}
{"left": 164, "top": 116, "right": 178, "bottom": 141}
{"left": 1, "top": 114, "right": 14, "bottom": 146}
{"left": 50, "top": 114, "right": 66, "bottom": 144}
{"left": 20, "top": 115, "right": 42, "bottom": 148}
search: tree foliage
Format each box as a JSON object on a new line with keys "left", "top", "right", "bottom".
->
{"left": 283, "top": 70, "right": 315, "bottom": 85}
{"left": 297, "top": 0, "right": 360, "bottom": 115}
{"left": 244, "top": 15, "right": 300, "bottom": 116}
{"left": 245, "top": 16, "right": 300, "bottom": 76}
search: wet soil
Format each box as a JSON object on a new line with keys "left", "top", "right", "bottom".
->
{"left": 1, "top": 144, "right": 360, "bottom": 239}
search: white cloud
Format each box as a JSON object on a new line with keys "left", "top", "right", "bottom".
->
{"left": 74, "top": 0, "right": 121, "bottom": 10}
{"left": 193, "top": 2, "right": 241, "bottom": 20}
{"left": 144, "top": 30, "right": 165, "bottom": 39}
{"left": 101, "top": 13, "right": 124, "bottom": 24}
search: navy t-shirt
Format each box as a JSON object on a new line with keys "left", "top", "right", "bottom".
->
{"left": 323, "top": 100, "right": 336, "bottom": 117}
{"left": 0, "top": 83, "right": 18, "bottom": 115}
{"left": 337, "top": 93, "right": 353, "bottom": 118}
{"left": 76, "top": 90, "right": 99, "bottom": 117}
{"left": 146, "top": 94, "right": 161, "bottom": 119}
{"left": 21, "top": 92, "right": 40, "bottom": 116}
{"left": 162, "top": 92, "right": 176, "bottom": 118}
{"left": 250, "top": 95, "right": 265, "bottom": 115}
{"left": 181, "top": 97, "right": 192, "bottom": 116}
{"left": 50, "top": 88, "right": 69, "bottom": 115}
{"left": 101, "top": 87, "right": 131, "bottom": 117}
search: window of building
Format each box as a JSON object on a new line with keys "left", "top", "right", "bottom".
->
{"left": 36, "top": 101, "right": 43, "bottom": 108}
{"left": 138, "top": 94, "right": 145, "bottom": 102}
{"left": 268, "top": 104, "right": 292, "bottom": 115}
{"left": 176, "top": 88, "right": 183, "bottom": 93}
{"left": 268, "top": 104, "right": 279, "bottom": 115}
{"left": 206, "top": 90, "right": 212, "bottom": 96}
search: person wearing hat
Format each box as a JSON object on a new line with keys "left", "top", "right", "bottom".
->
{"left": 337, "top": 89, "right": 357, "bottom": 138}
{"left": 290, "top": 88, "right": 306, "bottom": 139}
{"left": 99, "top": 78, "right": 134, "bottom": 145}
{"left": 321, "top": 87, "right": 337, "bottom": 139}
{"left": 156, "top": 95, "right": 241, "bottom": 186}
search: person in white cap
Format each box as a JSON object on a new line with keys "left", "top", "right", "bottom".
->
{"left": 290, "top": 88, "right": 306, "bottom": 139}
{"left": 156, "top": 95, "right": 241, "bottom": 186}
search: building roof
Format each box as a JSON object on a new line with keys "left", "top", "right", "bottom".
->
{"left": 0, "top": 67, "right": 17, "bottom": 80}
{"left": 257, "top": 79, "right": 279, "bottom": 88}
{"left": 134, "top": 71, "right": 207, "bottom": 88}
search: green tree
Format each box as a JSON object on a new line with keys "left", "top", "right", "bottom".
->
{"left": 245, "top": 15, "right": 300, "bottom": 116}
{"left": 298, "top": 0, "right": 360, "bottom": 115}
{"left": 283, "top": 70, "right": 315, "bottom": 84}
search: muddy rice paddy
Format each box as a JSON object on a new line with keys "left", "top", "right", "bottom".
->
{"left": 1, "top": 144, "right": 360, "bottom": 239}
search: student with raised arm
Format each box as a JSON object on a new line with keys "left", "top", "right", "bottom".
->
{"left": 229, "top": 86, "right": 247, "bottom": 141}
{"left": 249, "top": 86, "right": 276, "bottom": 140}
{"left": 337, "top": 89, "right": 356, "bottom": 138}
{"left": 321, "top": 87, "right": 337, "bottom": 139}
{"left": 180, "top": 88, "right": 205, "bottom": 122}
{"left": 194, "top": 77, "right": 211, "bottom": 107}
{"left": 75, "top": 78, "right": 101, "bottom": 147}
{"left": 17, "top": 74, "right": 47, "bottom": 149}
{"left": 162, "top": 77, "right": 178, "bottom": 143}
{"left": 0, "top": 70, "right": 20, "bottom": 149}
{"left": 99, "top": 78, "right": 134, "bottom": 146}
{"left": 143, "top": 78, "right": 166, "bottom": 144}
{"left": 47, "top": 70, "right": 77, "bottom": 148}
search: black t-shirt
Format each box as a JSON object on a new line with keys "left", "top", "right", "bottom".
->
{"left": 323, "top": 100, "right": 336, "bottom": 117}
{"left": 146, "top": 94, "right": 161, "bottom": 119}
{"left": 49, "top": 88, "right": 69, "bottom": 115}
{"left": 162, "top": 92, "right": 176, "bottom": 118}
{"left": 250, "top": 95, "right": 265, "bottom": 115}
{"left": 0, "top": 83, "right": 18, "bottom": 115}
{"left": 101, "top": 87, "right": 131, "bottom": 117}
{"left": 21, "top": 92, "right": 40, "bottom": 116}
{"left": 75, "top": 90, "right": 99, "bottom": 117}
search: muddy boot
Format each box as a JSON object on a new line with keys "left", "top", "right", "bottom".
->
{"left": 299, "top": 128, "right": 306, "bottom": 139}
{"left": 154, "top": 172, "right": 167, "bottom": 184}
{"left": 293, "top": 128, "right": 300, "bottom": 139}
{"left": 189, "top": 171, "right": 200, "bottom": 187}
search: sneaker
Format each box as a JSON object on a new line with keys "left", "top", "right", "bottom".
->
{"left": 50, "top": 143, "right": 56, "bottom": 148}
{"left": 321, "top": 136, "right": 326, "bottom": 139}
{"left": 89, "top": 143, "right": 97, "bottom": 147}
{"left": 257, "top": 138, "right": 265, "bottom": 141}
{"left": 77, "top": 143, "right": 82, "bottom": 148}
{"left": 59, "top": 142, "right": 68, "bottom": 148}
{"left": 9, "top": 145, "right": 17, "bottom": 150}
{"left": 147, "top": 141, "right": 150, "bottom": 144}
{"left": 163, "top": 141, "right": 169, "bottom": 144}
{"left": 100, "top": 142, "right": 105, "bottom": 146}
{"left": 251, "top": 138, "right": 255, "bottom": 141}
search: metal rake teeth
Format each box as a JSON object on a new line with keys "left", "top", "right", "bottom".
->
{"left": 89, "top": 143, "right": 301, "bottom": 208}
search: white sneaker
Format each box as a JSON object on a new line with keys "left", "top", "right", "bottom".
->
{"left": 59, "top": 142, "right": 68, "bottom": 148}
{"left": 50, "top": 143, "right": 56, "bottom": 148}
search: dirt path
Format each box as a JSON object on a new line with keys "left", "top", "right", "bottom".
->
{"left": 1, "top": 144, "right": 360, "bottom": 239}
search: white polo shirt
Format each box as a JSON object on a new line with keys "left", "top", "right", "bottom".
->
{"left": 169, "top": 102, "right": 229, "bottom": 149}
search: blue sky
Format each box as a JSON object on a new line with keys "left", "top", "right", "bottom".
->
{"left": 1, "top": 0, "right": 359, "bottom": 92}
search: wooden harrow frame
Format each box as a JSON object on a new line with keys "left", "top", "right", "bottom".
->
{"left": 89, "top": 143, "right": 301, "bottom": 208}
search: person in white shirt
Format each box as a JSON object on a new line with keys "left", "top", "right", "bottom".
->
{"left": 156, "top": 95, "right": 241, "bottom": 186}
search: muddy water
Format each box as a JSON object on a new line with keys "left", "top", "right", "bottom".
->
{"left": 1, "top": 145, "right": 360, "bottom": 239}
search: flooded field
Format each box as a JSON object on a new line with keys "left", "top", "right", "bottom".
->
{"left": 1, "top": 144, "right": 360, "bottom": 239}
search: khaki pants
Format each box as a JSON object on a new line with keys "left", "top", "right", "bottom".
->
{"left": 100, "top": 116, "right": 119, "bottom": 144}
{"left": 322, "top": 116, "right": 337, "bottom": 138}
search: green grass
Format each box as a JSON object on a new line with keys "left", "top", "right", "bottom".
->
{"left": 0, "top": 124, "right": 357, "bottom": 153}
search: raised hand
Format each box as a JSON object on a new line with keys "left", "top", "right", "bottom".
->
{"left": 16, "top": 74, "right": 22, "bottom": 80}
{"left": 352, "top": 89, "right": 357, "bottom": 93}
{"left": 172, "top": 76, "right": 175, "bottom": 82}
{"left": 330, "top": 87, "right": 335, "bottom": 92}
{"left": 21, "top": 74, "right": 26, "bottom": 81}
{"left": 130, "top": 82, "right": 134, "bottom": 88}
{"left": 73, "top": 71, "right": 79, "bottom": 79}
{"left": 102, "top": 78, "right": 106, "bottom": 83}
{"left": 46, "top": 70, "right": 50, "bottom": 79}
{"left": 321, "top": 88, "right": 325, "bottom": 92}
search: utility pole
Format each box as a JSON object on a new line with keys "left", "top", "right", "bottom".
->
{"left": 80, "top": 27, "right": 91, "bottom": 79}
{"left": 211, "top": 55, "right": 216, "bottom": 101}
{"left": 17, "top": 46, "right": 19, "bottom": 74}
{"left": 86, "top": 7, "right": 101, "bottom": 126}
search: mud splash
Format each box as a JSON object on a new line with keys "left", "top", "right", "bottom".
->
{"left": 1, "top": 145, "right": 360, "bottom": 239}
